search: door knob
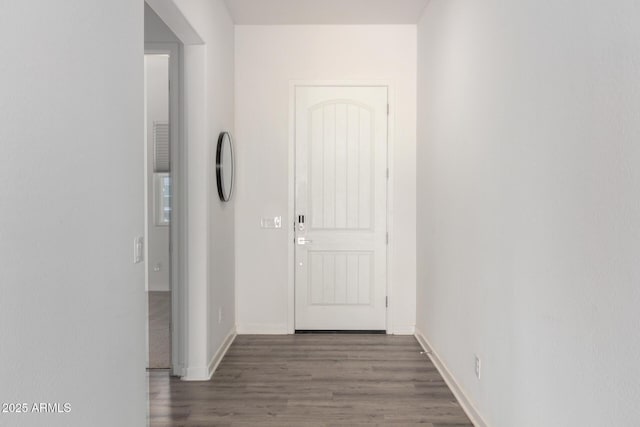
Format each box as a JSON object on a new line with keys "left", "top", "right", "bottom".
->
{"left": 297, "top": 237, "right": 313, "bottom": 245}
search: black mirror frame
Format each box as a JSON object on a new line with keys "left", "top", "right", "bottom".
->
{"left": 216, "top": 131, "right": 234, "bottom": 202}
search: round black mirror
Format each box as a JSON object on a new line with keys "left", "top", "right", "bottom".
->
{"left": 216, "top": 132, "right": 234, "bottom": 202}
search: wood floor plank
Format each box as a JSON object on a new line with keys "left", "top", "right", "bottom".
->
{"left": 148, "top": 291, "right": 171, "bottom": 369}
{"left": 148, "top": 335, "right": 472, "bottom": 426}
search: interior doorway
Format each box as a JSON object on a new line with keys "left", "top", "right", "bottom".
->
{"left": 145, "top": 53, "right": 172, "bottom": 369}
{"left": 144, "top": 0, "right": 201, "bottom": 379}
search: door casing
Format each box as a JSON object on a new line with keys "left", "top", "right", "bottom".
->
{"left": 145, "top": 42, "right": 187, "bottom": 376}
{"left": 287, "top": 80, "right": 397, "bottom": 334}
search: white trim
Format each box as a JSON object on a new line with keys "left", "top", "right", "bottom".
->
{"left": 182, "top": 365, "right": 210, "bottom": 381}
{"left": 144, "top": 56, "right": 150, "bottom": 368}
{"left": 208, "top": 328, "right": 237, "bottom": 378}
{"left": 181, "top": 328, "right": 236, "bottom": 381}
{"left": 237, "top": 323, "right": 290, "bottom": 335}
{"left": 145, "top": 42, "right": 187, "bottom": 378}
{"left": 414, "top": 329, "right": 489, "bottom": 427}
{"left": 287, "top": 83, "right": 296, "bottom": 334}
{"left": 144, "top": 56, "right": 150, "bottom": 295}
{"left": 385, "top": 83, "right": 396, "bottom": 335}
{"left": 287, "top": 80, "right": 396, "bottom": 334}
{"left": 391, "top": 324, "right": 415, "bottom": 335}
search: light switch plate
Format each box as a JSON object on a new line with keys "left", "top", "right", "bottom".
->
{"left": 134, "top": 236, "right": 144, "bottom": 264}
{"left": 261, "top": 216, "right": 282, "bottom": 229}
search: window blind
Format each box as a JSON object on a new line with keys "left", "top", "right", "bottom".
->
{"left": 153, "top": 121, "right": 170, "bottom": 173}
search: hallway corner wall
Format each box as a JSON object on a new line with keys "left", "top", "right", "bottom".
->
{"left": 148, "top": 0, "right": 236, "bottom": 379}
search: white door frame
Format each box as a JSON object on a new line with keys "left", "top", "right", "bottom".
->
{"left": 145, "top": 42, "right": 187, "bottom": 376}
{"left": 287, "top": 80, "right": 397, "bottom": 334}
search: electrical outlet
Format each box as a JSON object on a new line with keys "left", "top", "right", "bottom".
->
{"left": 474, "top": 354, "right": 481, "bottom": 380}
{"left": 218, "top": 307, "right": 222, "bottom": 324}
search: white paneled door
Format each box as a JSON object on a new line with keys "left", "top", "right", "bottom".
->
{"left": 295, "top": 86, "right": 388, "bottom": 330}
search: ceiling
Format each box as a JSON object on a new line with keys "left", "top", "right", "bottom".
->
{"left": 223, "top": 0, "right": 431, "bottom": 25}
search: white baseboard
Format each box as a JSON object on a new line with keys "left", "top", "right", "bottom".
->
{"left": 236, "top": 323, "right": 289, "bottom": 335}
{"left": 182, "top": 365, "right": 210, "bottom": 381}
{"left": 181, "top": 327, "right": 236, "bottom": 381}
{"left": 207, "top": 327, "right": 237, "bottom": 378}
{"left": 391, "top": 324, "right": 416, "bottom": 335}
{"left": 171, "top": 362, "right": 186, "bottom": 378}
{"left": 414, "top": 329, "right": 489, "bottom": 427}
{"left": 237, "top": 324, "right": 414, "bottom": 335}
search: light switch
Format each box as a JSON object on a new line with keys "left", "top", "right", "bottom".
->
{"left": 260, "top": 216, "right": 282, "bottom": 229}
{"left": 133, "top": 236, "right": 144, "bottom": 264}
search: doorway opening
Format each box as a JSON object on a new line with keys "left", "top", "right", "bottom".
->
{"left": 144, "top": 0, "right": 203, "bottom": 381}
{"left": 144, "top": 38, "right": 185, "bottom": 376}
{"left": 145, "top": 53, "right": 172, "bottom": 370}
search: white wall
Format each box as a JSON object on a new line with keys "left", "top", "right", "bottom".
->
{"left": 417, "top": 1, "right": 640, "bottom": 426}
{"left": 165, "top": 0, "right": 236, "bottom": 378}
{"left": 145, "top": 54, "right": 171, "bottom": 292}
{"left": 145, "top": 2, "right": 181, "bottom": 44}
{"left": 0, "top": 1, "right": 145, "bottom": 426}
{"left": 235, "top": 26, "right": 417, "bottom": 334}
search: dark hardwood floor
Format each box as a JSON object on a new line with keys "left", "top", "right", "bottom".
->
{"left": 148, "top": 334, "right": 473, "bottom": 426}
{"left": 148, "top": 291, "right": 171, "bottom": 369}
